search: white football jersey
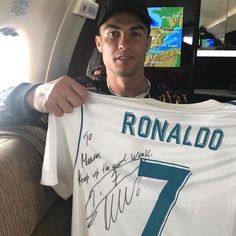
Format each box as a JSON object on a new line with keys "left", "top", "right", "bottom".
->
{"left": 41, "top": 92, "right": 236, "bottom": 236}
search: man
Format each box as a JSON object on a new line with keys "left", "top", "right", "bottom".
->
{"left": 0, "top": 0, "right": 189, "bottom": 128}
{"left": 40, "top": 2, "right": 236, "bottom": 235}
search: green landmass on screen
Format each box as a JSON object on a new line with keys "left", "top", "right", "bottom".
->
{"left": 152, "top": 7, "right": 183, "bottom": 29}
{"left": 145, "top": 48, "right": 181, "bottom": 67}
{"left": 145, "top": 7, "right": 183, "bottom": 68}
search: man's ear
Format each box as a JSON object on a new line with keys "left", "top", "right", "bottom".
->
{"left": 95, "top": 35, "right": 102, "bottom": 53}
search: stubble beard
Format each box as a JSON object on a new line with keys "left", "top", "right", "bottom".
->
{"left": 108, "top": 62, "right": 145, "bottom": 79}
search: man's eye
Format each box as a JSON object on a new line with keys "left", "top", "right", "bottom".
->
{"left": 132, "top": 31, "right": 143, "bottom": 37}
{"left": 108, "top": 31, "right": 119, "bottom": 38}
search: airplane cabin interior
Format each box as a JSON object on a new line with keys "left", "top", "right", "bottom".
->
{"left": 0, "top": 0, "right": 236, "bottom": 235}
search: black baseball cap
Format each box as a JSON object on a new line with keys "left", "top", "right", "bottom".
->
{"left": 97, "top": 0, "right": 151, "bottom": 30}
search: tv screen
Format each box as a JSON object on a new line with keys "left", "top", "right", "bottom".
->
{"left": 144, "top": 7, "right": 184, "bottom": 68}
{"left": 201, "top": 38, "right": 215, "bottom": 48}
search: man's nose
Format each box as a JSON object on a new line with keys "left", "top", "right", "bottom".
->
{"left": 118, "top": 34, "right": 130, "bottom": 50}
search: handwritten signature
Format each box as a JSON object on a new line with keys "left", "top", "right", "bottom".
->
{"left": 85, "top": 159, "right": 141, "bottom": 230}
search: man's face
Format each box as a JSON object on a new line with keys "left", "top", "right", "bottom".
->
{"left": 95, "top": 11, "right": 151, "bottom": 78}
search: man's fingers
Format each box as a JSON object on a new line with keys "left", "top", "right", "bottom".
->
{"left": 64, "top": 87, "right": 87, "bottom": 108}
{"left": 26, "top": 76, "right": 89, "bottom": 116}
{"left": 44, "top": 97, "right": 71, "bottom": 116}
{"left": 43, "top": 77, "right": 88, "bottom": 116}
{"left": 47, "top": 104, "right": 64, "bottom": 117}
{"left": 69, "top": 79, "right": 88, "bottom": 103}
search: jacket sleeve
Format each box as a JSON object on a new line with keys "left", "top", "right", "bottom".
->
{"left": 0, "top": 76, "right": 94, "bottom": 128}
{"left": 0, "top": 83, "right": 46, "bottom": 127}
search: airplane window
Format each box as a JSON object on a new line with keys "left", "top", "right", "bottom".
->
{"left": 0, "top": 27, "right": 29, "bottom": 91}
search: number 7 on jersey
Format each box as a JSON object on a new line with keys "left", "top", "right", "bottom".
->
{"left": 138, "top": 158, "right": 192, "bottom": 236}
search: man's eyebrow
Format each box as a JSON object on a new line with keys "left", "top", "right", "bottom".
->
{"left": 104, "top": 24, "right": 146, "bottom": 32}
{"left": 130, "top": 25, "right": 146, "bottom": 32}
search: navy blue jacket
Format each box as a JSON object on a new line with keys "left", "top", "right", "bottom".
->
{"left": 0, "top": 76, "right": 190, "bottom": 128}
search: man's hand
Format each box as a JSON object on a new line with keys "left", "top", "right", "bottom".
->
{"left": 26, "top": 76, "right": 88, "bottom": 116}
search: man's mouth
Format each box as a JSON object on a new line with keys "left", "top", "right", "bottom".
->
{"left": 115, "top": 55, "right": 133, "bottom": 61}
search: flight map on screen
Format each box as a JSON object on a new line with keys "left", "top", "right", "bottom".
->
{"left": 145, "top": 7, "right": 184, "bottom": 68}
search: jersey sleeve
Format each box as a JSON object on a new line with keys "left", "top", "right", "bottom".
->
{"left": 40, "top": 113, "right": 74, "bottom": 199}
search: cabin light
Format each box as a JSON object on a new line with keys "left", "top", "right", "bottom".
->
{"left": 197, "top": 50, "right": 236, "bottom": 57}
{"left": 183, "top": 36, "right": 193, "bottom": 45}
{"left": 0, "top": 27, "right": 30, "bottom": 91}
